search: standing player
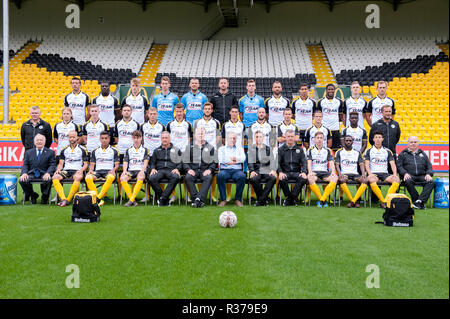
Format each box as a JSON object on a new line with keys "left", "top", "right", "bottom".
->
{"left": 363, "top": 80, "right": 396, "bottom": 127}
{"left": 334, "top": 135, "right": 368, "bottom": 208}
{"left": 142, "top": 107, "right": 165, "bottom": 157}
{"left": 364, "top": 131, "right": 400, "bottom": 208}
{"left": 64, "top": 77, "right": 90, "bottom": 126}
{"left": 210, "top": 77, "right": 239, "bottom": 125}
{"left": 122, "top": 78, "right": 149, "bottom": 125}
{"left": 239, "top": 79, "right": 265, "bottom": 128}
{"left": 343, "top": 81, "right": 367, "bottom": 128}
{"left": 152, "top": 76, "right": 179, "bottom": 126}
{"left": 293, "top": 83, "right": 317, "bottom": 145}
{"left": 52, "top": 130, "right": 89, "bottom": 207}
{"left": 167, "top": 103, "right": 193, "bottom": 153}
{"left": 81, "top": 105, "right": 110, "bottom": 154}
{"left": 222, "top": 106, "right": 245, "bottom": 148}
{"left": 85, "top": 131, "right": 120, "bottom": 205}
{"left": 340, "top": 112, "right": 368, "bottom": 154}
{"left": 113, "top": 104, "right": 141, "bottom": 163}
{"left": 181, "top": 78, "right": 208, "bottom": 125}
{"left": 53, "top": 107, "right": 81, "bottom": 160}
{"left": 249, "top": 108, "right": 273, "bottom": 147}
{"left": 307, "top": 131, "right": 338, "bottom": 208}
{"left": 120, "top": 130, "right": 150, "bottom": 207}
{"left": 304, "top": 110, "right": 332, "bottom": 149}
{"left": 277, "top": 107, "right": 300, "bottom": 148}
{"left": 265, "top": 81, "right": 291, "bottom": 127}
{"left": 92, "top": 82, "right": 120, "bottom": 127}
{"left": 316, "top": 84, "right": 344, "bottom": 152}
{"left": 193, "top": 102, "right": 221, "bottom": 150}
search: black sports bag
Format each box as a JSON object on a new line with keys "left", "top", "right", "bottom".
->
{"left": 72, "top": 191, "right": 101, "bottom": 223}
{"left": 377, "top": 193, "right": 414, "bottom": 227}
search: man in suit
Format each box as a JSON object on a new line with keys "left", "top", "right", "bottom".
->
{"left": 19, "top": 134, "right": 56, "bottom": 204}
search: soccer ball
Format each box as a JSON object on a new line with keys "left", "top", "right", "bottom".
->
{"left": 219, "top": 211, "right": 237, "bottom": 228}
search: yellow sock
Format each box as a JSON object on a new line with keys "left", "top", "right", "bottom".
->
{"left": 211, "top": 176, "right": 217, "bottom": 198}
{"left": 385, "top": 182, "right": 400, "bottom": 202}
{"left": 121, "top": 181, "right": 133, "bottom": 200}
{"left": 340, "top": 183, "right": 354, "bottom": 202}
{"left": 309, "top": 183, "right": 322, "bottom": 200}
{"left": 320, "top": 181, "right": 337, "bottom": 202}
{"left": 352, "top": 184, "right": 367, "bottom": 203}
{"left": 98, "top": 174, "right": 115, "bottom": 199}
{"left": 370, "top": 182, "right": 385, "bottom": 202}
{"left": 130, "top": 180, "right": 143, "bottom": 202}
{"left": 85, "top": 175, "right": 98, "bottom": 195}
{"left": 67, "top": 181, "right": 80, "bottom": 202}
{"left": 226, "top": 183, "right": 232, "bottom": 201}
{"left": 53, "top": 179, "right": 66, "bottom": 201}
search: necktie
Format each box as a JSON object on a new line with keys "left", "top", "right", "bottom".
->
{"left": 35, "top": 150, "right": 42, "bottom": 178}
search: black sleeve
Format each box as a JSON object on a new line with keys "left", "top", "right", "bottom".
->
{"left": 81, "top": 123, "right": 87, "bottom": 136}
{"left": 82, "top": 147, "right": 89, "bottom": 162}
{"left": 47, "top": 149, "right": 56, "bottom": 174}
{"left": 362, "top": 129, "right": 367, "bottom": 141}
{"left": 113, "top": 123, "right": 119, "bottom": 138}
{"left": 113, "top": 148, "right": 120, "bottom": 163}
{"left": 53, "top": 125, "right": 58, "bottom": 141}
{"left": 121, "top": 96, "right": 127, "bottom": 107}
{"left": 123, "top": 149, "right": 130, "bottom": 164}
{"left": 300, "top": 149, "right": 308, "bottom": 174}
{"left": 64, "top": 95, "right": 69, "bottom": 107}
{"left": 85, "top": 94, "right": 91, "bottom": 106}
{"left": 363, "top": 99, "right": 373, "bottom": 114}
{"left": 396, "top": 151, "right": 407, "bottom": 176}
{"left": 391, "top": 99, "right": 396, "bottom": 115}
{"left": 45, "top": 122, "right": 53, "bottom": 148}
{"left": 114, "top": 96, "right": 120, "bottom": 110}
{"left": 314, "top": 99, "right": 322, "bottom": 113}
{"left": 144, "top": 96, "right": 150, "bottom": 111}
{"left": 338, "top": 99, "right": 344, "bottom": 114}
{"left": 395, "top": 122, "right": 401, "bottom": 145}
{"left": 20, "top": 123, "right": 26, "bottom": 146}
{"left": 150, "top": 149, "right": 157, "bottom": 170}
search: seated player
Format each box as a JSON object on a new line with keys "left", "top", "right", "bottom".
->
{"left": 183, "top": 127, "right": 216, "bottom": 208}
{"left": 148, "top": 131, "right": 183, "bottom": 206}
{"left": 334, "top": 135, "right": 368, "bottom": 208}
{"left": 120, "top": 130, "right": 150, "bottom": 207}
{"left": 307, "top": 131, "right": 338, "bottom": 208}
{"left": 85, "top": 131, "right": 120, "bottom": 206}
{"left": 52, "top": 130, "right": 89, "bottom": 207}
{"left": 364, "top": 131, "right": 400, "bottom": 208}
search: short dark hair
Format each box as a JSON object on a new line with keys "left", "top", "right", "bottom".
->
{"left": 132, "top": 130, "right": 142, "bottom": 138}
{"left": 349, "top": 112, "right": 359, "bottom": 117}
{"left": 230, "top": 105, "right": 239, "bottom": 111}
{"left": 122, "top": 104, "right": 132, "bottom": 110}
{"left": 372, "top": 131, "right": 384, "bottom": 138}
{"left": 326, "top": 83, "right": 335, "bottom": 89}
{"left": 283, "top": 107, "right": 293, "bottom": 114}
{"left": 299, "top": 83, "right": 309, "bottom": 89}
{"left": 100, "top": 131, "right": 110, "bottom": 137}
{"left": 71, "top": 77, "right": 81, "bottom": 83}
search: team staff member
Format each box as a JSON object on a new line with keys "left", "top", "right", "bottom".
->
{"left": 64, "top": 77, "right": 90, "bottom": 125}
{"left": 293, "top": 83, "right": 317, "bottom": 144}
{"left": 92, "top": 82, "right": 120, "bottom": 127}
{"left": 113, "top": 104, "right": 141, "bottom": 162}
{"left": 122, "top": 77, "right": 149, "bottom": 125}
{"left": 335, "top": 135, "right": 368, "bottom": 208}
{"left": 277, "top": 107, "right": 300, "bottom": 148}
{"left": 304, "top": 110, "right": 332, "bottom": 149}
{"left": 152, "top": 76, "right": 179, "bottom": 126}
{"left": 277, "top": 130, "right": 308, "bottom": 206}
{"left": 181, "top": 78, "right": 208, "bottom": 125}
{"left": 52, "top": 130, "right": 89, "bottom": 207}
{"left": 85, "top": 131, "right": 120, "bottom": 206}
{"left": 316, "top": 83, "right": 344, "bottom": 152}
{"left": 340, "top": 112, "right": 368, "bottom": 154}
{"left": 210, "top": 77, "right": 238, "bottom": 124}
{"left": 265, "top": 81, "right": 291, "bottom": 126}
{"left": 239, "top": 79, "right": 265, "bottom": 128}
{"left": 369, "top": 105, "right": 401, "bottom": 156}
{"left": 364, "top": 131, "right": 400, "bottom": 208}
{"left": 397, "top": 136, "right": 435, "bottom": 210}
{"left": 54, "top": 107, "right": 81, "bottom": 159}
{"left": 81, "top": 105, "right": 110, "bottom": 153}
{"left": 364, "top": 80, "right": 396, "bottom": 127}
{"left": 343, "top": 81, "right": 366, "bottom": 128}
{"left": 142, "top": 107, "right": 165, "bottom": 156}
{"left": 21, "top": 106, "right": 53, "bottom": 151}
{"left": 120, "top": 130, "right": 150, "bottom": 207}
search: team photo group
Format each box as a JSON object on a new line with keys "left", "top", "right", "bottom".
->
{"left": 18, "top": 75, "right": 435, "bottom": 210}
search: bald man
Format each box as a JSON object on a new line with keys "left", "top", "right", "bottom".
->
{"left": 397, "top": 136, "right": 435, "bottom": 209}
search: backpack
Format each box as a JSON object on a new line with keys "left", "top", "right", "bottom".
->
{"left": 377, "top": 193, "right": 414, "bottom": 227}
{"left": 72, "top": 191, "right": 101, "bottom": 223}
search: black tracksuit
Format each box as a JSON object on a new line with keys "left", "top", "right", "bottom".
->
{"left": 210, "top": 91, "right": 239, "bottom": 124}
{"left": 247, "top": 145, "right": 277, "bottom": 204}
{"left": 20, "top": 119, "right": 53, "bottom": 150}
{"left": 277, "top": 143, "right": 308, "bottom": 201}
{"left": 369, "top": 119, "right": 401, "bottom": 156}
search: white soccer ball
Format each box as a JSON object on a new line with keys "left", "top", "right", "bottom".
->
{"left": 219, "top": 211, "right": 237, "bottom": 228}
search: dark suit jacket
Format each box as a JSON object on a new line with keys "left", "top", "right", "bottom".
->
{"left": 21, "top": 147, "right": 56, "bottom": 177}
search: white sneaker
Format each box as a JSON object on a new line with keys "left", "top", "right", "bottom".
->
{"left": 169, "top": 195, "right": 177, "bottom": 204}
{"left": 140, "top": 195, "right": 149, "bottom": 203}
{"left": 50, "top": 195, "right": 58, "bottom": 203}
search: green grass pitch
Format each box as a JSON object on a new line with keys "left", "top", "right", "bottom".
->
{"left": 0, "top": 182, "right": 448, "bottom": 299}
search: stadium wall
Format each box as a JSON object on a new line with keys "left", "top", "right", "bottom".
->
{"left": 1, "top": 0, "right": 448, "bottom": 43}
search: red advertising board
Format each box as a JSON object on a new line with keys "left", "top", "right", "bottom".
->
{"left": 0, "top": 141, "right": 449, "bottom": 172}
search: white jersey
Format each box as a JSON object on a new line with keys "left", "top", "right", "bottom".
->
{"left": 249, "top": 120, "right": 273, "bottom": 147}
{"left": 221, "top": 120, "right": 245, "bottom": 148}
{"left": 364, "top": 146, "right": 395, "bottom": 174}
{"left": 141, "top": 121, "right": 165, "bottom": 155}
{"left": 193, "top": 117, "right": 221, "bottom": 149}
{"left": 265, "top": 95, "right": 291, "bottom": 126}
{"left": 81, "top": 119, "right": 110, "bottom": 152}
{"left": 365, "top": 96, "right": 395, "bottom": 124}
{"left": 92, "top": 94, "right": 119, "bottom": 127}
{"left": 64, "top": 91, "right": 90, "bottom": 125}
{"left": 59, "top": 144, "right": 89, "bottom": 171}
{"left": 293, "top": 97, "right": 316, "bottom": 130}
{"left": 114, "top": 119, "right": 141, "bottom": 154}
{"left": 53, "top": 121, "right": 80, "bottom": 156}
{"left": 166, "top": 119, "right": 193, "bottom": 152}
{"left": 90, "top": 145, "right": 119, "bottom": 171}
{"left": 341, "top": 126, "right": 367, "bottom": 153}
{"left": 307, "top": 146, "right": 333, "bottom": 173}
{"left": 317, "top": 97, "right": 343, "bottom": 131}
{"left": 335, "top": 148, "right": 363, "bottom": 175}
{"left": 344, "top": 96, "right": 366, "bottom": 128}
{"left": 122, "top": 93, "right": 150, "bottom": 125}
{"left": 123, "top": 145, "right": 149, "bottom": 172}
{"left": 304, "top": 125, "right": 332, "bottom": 148}
{"left": 277, "top": 121, "right": 300, "bottom": 148}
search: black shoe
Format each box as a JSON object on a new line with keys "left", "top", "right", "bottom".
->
{"left": 413, "top": 200, "right": 425, "bottom": 210}
{"left": 157, "top": 199, "right": 169, "bottom": 207}
{"left": 196, "top": 199, "right": 205, "bottom": 208}
{"left": 283, "top": 199, "right": 294, "bottom": 206}
{"left": 41, "top": 196, "right": 49, "bottom": 205}
{"left": 31, "top": 193, "right": 39, "bottom": 205}
{"left": 254, "top": 201, "right": 262, "bottom": 207}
